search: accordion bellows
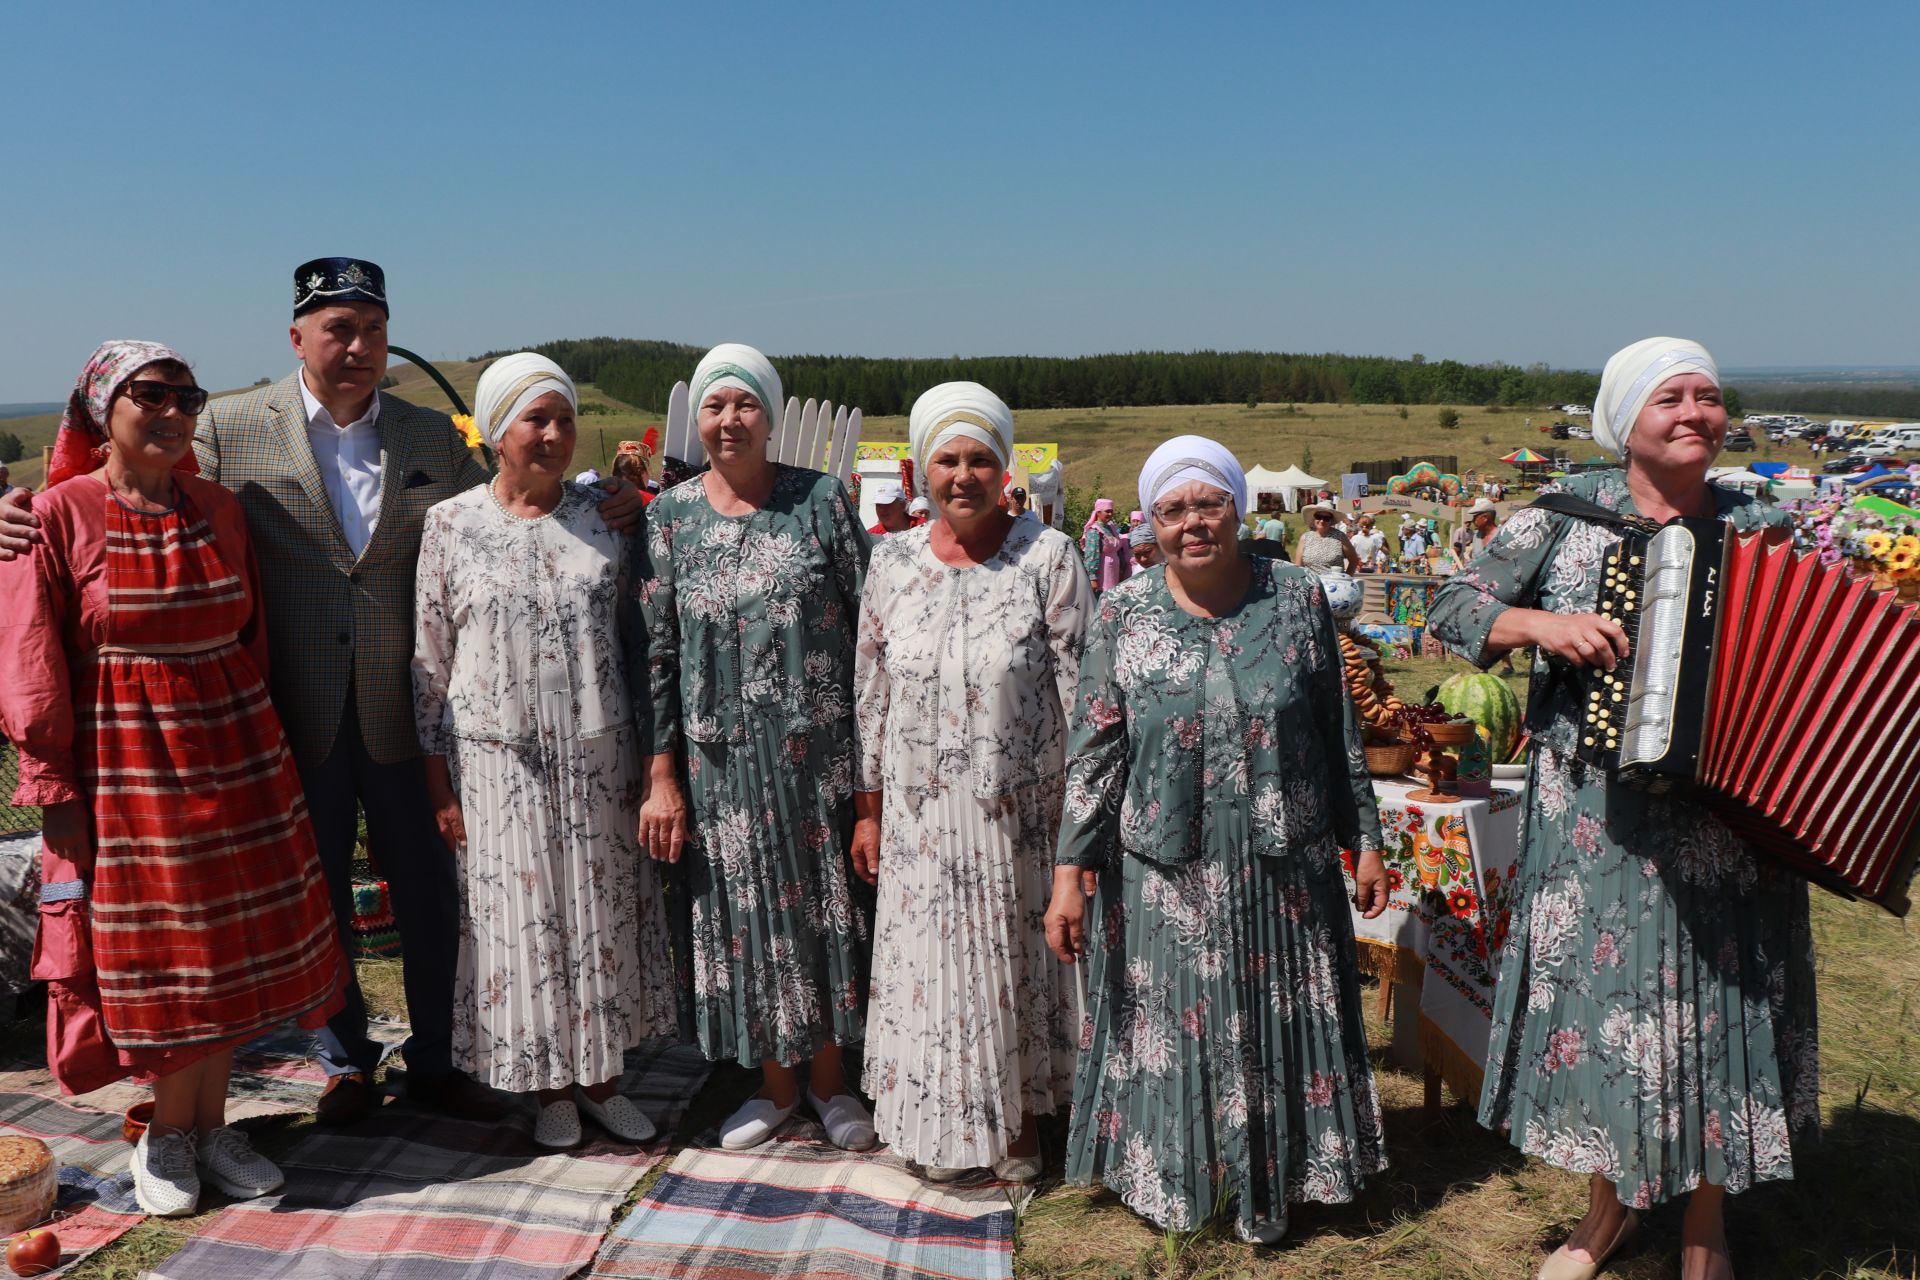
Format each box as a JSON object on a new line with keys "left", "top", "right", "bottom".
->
{"left": 1580, "top": 520, "right": 1920, "bottom": 915}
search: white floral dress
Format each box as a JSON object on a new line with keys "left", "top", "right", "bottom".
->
{"left": 854, "top": 520, "right": 1090, "bottom": 1168}
{"left": 1427, "top": 469, "right": 1818, "bottom": 1207}
{"left": 412, "top": 483, "right": 676, "bottom": 1092}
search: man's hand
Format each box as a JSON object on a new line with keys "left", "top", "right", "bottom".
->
{"left": 596, "top": 477, "right": 646, "bottom": 533}
{"left": 0, "top": 487, "right": 39, "bottom": 559}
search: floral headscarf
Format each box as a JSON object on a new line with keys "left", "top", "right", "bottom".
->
{"left": 45, "top": 340, "right": 198, "bottom": 488}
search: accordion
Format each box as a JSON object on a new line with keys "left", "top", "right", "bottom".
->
{"left": 1577, "top": 516, "right": 1920, "bottom": 915}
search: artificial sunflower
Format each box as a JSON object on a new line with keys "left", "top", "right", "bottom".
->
{"left": 1891, "top": 546, "right": 1917, "bottom": 572}
{"left": 1864, "top": 530, "right": 1893, "bottom": 557}
{"left": 452, "top": 413, "right": 480, "bottom": 449}
{"left": 1895, "top": 535, "right": 1920, "bottom": 558}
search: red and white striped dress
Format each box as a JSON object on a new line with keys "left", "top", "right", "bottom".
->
{"left": 0, "top": 474, "right": 344, "bottom": 1092}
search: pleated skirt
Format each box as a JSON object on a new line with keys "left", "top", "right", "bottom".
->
{"left": 1064, "top": 841, "right": 1386, "bottom": 1242}
{"left": 863, "top": 779, "right": 1083, "bottom": 1168}
{"left": 680, "top": 727, "right": 869, "bottom": 1067}
{"left": 451, "top": 722, "right": 677, "bottom": 1092}
{"left": 1478, "top": 745, "right": 1819, "bottom": 1207}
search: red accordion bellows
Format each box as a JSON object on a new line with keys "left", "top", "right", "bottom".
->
{"left": 1702, "top": 529, "right": 1920, "bottom": 913}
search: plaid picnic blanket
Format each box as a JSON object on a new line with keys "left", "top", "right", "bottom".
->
{"left": 591, "top": 1119, "right": 1015, "bottom": 1280}
{"left": 145, "top": 1039, "right": 711, "bottom": 1280}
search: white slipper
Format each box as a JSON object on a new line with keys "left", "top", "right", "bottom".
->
{"left": 922, "top": 1165, "right": 972, "bottom": 1183}
{"left": 579, "top": 1091, "right": 657, "bottom": 1144}
{"left": 806, "top": 1090, "right": 877, "bottom": 1152}
{"left": 991, "top": 1153, "right": 1043, "bottom": 1183}
{"left": 533, "top": 1099, "right": 582, "bottom": 1150}
{"left": 720, "top": 1096, "right": 797, "bottom": 1151}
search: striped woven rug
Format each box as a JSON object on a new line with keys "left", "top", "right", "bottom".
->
{"left": 145, "top": 1039, "right": 711, "bottom": 1280}
{"left": 591, "top": 1120, "right": 1015, "bottom": 1280}
{"left": 0, "top": 1089, "right": 144, "bottom": 1271}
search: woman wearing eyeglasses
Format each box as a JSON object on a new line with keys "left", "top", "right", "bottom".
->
{"left": 1043, "top": 435, "right": 1390, "bottom": 1243}
{"left": 0, "top": 343, "right": 345, "bottom": 1217}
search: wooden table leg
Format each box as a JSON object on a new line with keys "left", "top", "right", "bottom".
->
{"left": 1376, "top": 977, "right": 1394, "bottom": 1021}
{"left": 1424, "top": 1066, "right": 1442, "bottom": 1119}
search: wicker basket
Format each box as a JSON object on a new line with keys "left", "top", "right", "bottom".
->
{"left": 1364, "top": 741, "right": 1416, "bottom": 777}
{"left": 0, "top": 1136, "right": 55, "bottom": 1234}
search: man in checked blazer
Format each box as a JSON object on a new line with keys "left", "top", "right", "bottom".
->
{"left": 192, "top": 258, "right": 645, "bottom": 1123}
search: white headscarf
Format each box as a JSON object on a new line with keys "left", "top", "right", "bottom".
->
{"left": 475, "top": 353, "right": 576, "bottom": 445}
{"left": 908, "top": 381, "right": 1015, "bottom": 485}
{"left": 1592, "top": 337, "right": 1720, "bottom": 458}
{"left": 690, "top": 343, "right": 783, "bottom": 423}
{"left": 1138, "top": 434, "right": 1248, "bottom": 516}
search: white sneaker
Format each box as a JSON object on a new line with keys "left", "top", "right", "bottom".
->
{"left": 196, "top": 1126, "right": 284, "bottom": 1199}
{"left": 132, "top": 1128, "right": 200, "bottom": 1217}
{"left": 533, "top": 1099, "right": 582, "bottom": 1150}
{"left": 579, "top": 1091, "right": 656, "bottom": 1144}
{"left": 991, "top": 1153, "right": 1043, "bottom": 1183}
{"left": 719, "top": 1096, "right": 797, "bottom": 1151}
{"left": 806, "top": 1090, "right": 877, "bottom": 1152}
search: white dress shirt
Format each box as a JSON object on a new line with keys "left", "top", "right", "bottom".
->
{"left": 300, "top": 370, "right": 383, "bottom": 557}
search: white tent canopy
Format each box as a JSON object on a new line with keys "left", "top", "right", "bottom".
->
{"left": 1246, "top": 464, "right": 1326, "bottom": 512}
{"left": 1708, "top": 467, "right": 1772, "bottom": 490}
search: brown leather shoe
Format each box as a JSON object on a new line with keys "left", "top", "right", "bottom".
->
{"left": 405, "top": 1071, "right": 510, "bottom": 1122}
{"left": 317, "top": 1071, "right": 374, "bottom": 1126}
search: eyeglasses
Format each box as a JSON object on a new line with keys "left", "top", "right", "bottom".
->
{"left": 1150, "top": 496, "right": 1233, "bottom": 524}
{"left": 121, "top": 381, "right": 209, "bottom": 415}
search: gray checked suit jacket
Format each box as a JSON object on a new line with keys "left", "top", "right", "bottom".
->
{"left": 196, "top": 371, "right": 488, "bottom": 766}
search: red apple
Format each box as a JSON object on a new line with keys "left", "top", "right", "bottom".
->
{"left": 5, "top": 1228, "right": 60, "bottom": 1277}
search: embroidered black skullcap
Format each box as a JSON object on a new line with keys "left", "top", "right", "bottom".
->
{"left": 293, "top": 257, "right": 389, "bottom": 317}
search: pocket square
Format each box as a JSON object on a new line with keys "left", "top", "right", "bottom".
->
{"left": 404, "top": 470, "right": 435, "bottom": 489}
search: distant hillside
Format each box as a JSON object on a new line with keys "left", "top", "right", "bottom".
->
{"left": 0, "top": 402, "right": 61, "bottom": 421}
{"left": 486, "top": 338, "right": 1606, "bottom": 418}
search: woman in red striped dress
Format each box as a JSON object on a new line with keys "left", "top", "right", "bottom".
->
{"left": 0, "top": 342, "right": 345, "bottom": 1217}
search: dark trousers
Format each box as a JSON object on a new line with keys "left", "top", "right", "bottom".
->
{"left": 297, "top": 691, "right": 458, "bottom": 1079}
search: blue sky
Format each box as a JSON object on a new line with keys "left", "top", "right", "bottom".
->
{"left": 2, "top": 0, "right": 1915, "bottom": 400}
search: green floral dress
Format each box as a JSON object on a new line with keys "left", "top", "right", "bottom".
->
{"left": 1055, "top": 555, "right": 1386, "bottom": 1242}
{"left": 636, "top": 465, "right": 873, "bottom": 1067}
{"left": 1427, "top": 469, "right": 1818, "bottom": 1208}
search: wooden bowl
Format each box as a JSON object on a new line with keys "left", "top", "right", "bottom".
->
{"left": 122, "top": 1100, "right": 154, "bottom": 1146}
{"left": 1425, "top": 721, "right": 1477, "bottom": 746}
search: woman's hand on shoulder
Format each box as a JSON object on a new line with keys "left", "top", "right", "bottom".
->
{"left": 596, "top": 477, "right": 646, "bottom": 532}
{"left": 0, "top": 487, "right": 39, "bottom": 558}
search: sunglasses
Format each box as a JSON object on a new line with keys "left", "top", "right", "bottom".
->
{"left": 121, "top": 381, "right": 209, "bottom": 415}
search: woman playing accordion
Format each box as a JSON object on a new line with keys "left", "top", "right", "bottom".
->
{"left": 1428, "top": 339, "right": 1816, "bottom": 1280}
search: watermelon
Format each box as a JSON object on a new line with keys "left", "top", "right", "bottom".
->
{"left": 1437, "top": 672, "right": 1523, "bottom": 762}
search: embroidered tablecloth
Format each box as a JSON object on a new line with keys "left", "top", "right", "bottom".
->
{"left": 1345, "top": 779, "right": 1525, "bottom": 1107}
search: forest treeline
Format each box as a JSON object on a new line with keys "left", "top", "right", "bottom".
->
{"left": 1733, "top": 384, "right": 1920, "bottom": 419}
{"left": 479, "top": 337, "right": 1605, "bottom": 417}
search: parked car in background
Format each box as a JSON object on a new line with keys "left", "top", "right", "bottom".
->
{"left": 1723, "top": 432, "right": 1756, "bottom": 452}
{"left": 1824, "top": 456, "right": 1868, "bottom": 474}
